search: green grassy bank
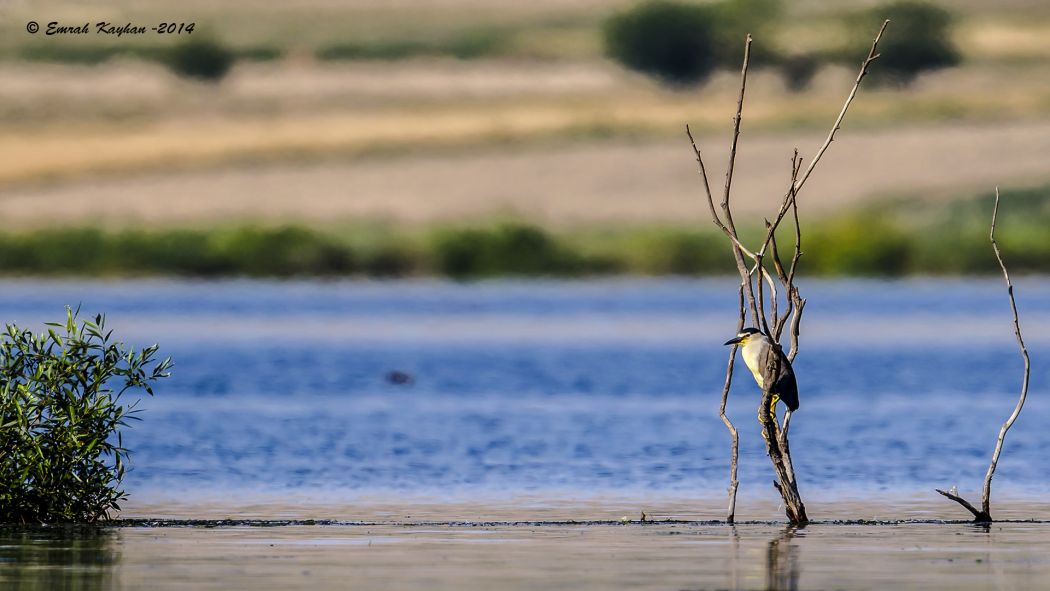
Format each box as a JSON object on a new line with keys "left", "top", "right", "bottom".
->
{"left": 0, "top": 187, "right": 1047, "bottom": 278}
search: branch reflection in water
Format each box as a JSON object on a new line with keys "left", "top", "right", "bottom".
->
{"left": 766, "top": 525, "right": 802, "bottom": 591}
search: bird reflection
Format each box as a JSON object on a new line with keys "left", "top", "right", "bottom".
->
{"left": 766, "top": 525, "right": 803, "bottom": 591}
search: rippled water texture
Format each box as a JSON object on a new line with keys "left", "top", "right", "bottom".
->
{"left": 0, "top": 278, "right": 1048, "bottom": 504}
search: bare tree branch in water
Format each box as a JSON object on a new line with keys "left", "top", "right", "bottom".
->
{"left": 688, "top": 21, "right": 889, "bottom": 525}
{"left": 937, "top": 188, "right": 1032, "bottom": 523}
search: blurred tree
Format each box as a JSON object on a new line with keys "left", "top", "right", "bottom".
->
{"left": 603, "top": 1, "right": 720, "bottom": 86}
{"left": 604, "top": 0, "right": 820, "bottom": 89}
{"left": 849, "top": 1, "right": 960, "bottom": 86}
{"left": 166, "top": 37, "right": 235, "bottom": 82}
{"left": 709, "top": 0, "right": 783, "bottom": 67}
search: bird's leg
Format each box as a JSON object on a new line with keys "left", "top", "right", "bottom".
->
{"left": 769, "top": 394, "right": 780, "bottom": 420}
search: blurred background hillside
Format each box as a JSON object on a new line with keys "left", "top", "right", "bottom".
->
{"left": 1, "top": 0, "right": 1049, "bottom": 277}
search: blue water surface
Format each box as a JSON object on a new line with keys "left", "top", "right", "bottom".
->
{"left": 1, "top": 278, "right": 1047, "bottom": 501}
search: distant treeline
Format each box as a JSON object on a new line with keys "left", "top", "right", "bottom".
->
{"left": 0, "top": 188, "right": 1047, "bottom": 278}
{"left": 12, "top": 0, "right": 961, "bottom": 88}
{"left": 604, "top": 0, "right": 959, "bottom": 88}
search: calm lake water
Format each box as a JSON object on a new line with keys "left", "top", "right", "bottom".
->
{"left": 0, "top": 277, "right": 1047, "bottom": 505}
{"left": 2, "top": 278, "right": 1050, "bottom": 590}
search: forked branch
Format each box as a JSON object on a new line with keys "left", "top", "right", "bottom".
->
{"left": 691, "top": 21, "right": 889, "bottom": 524}
{"left": 937, "top": 188, "right": 1031, "bottom": 523}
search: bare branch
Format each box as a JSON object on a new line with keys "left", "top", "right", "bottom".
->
{"left": 719, "top": 283, "right": 746, "bottom": 523}
{"left": 982, "top": 187, "right": 1031, "bottom": 517}
{"left": 778, "top": 410, "right": 796, "bottom": 485}
{"left": 720, "top": 35, "right": 762, "bottom": 327}
{"left": 938, "top": 188, "right": 1031, "bottom": 523}
{"left": 690, "top": 22, "right": 888, "bottom": 525}
{"left": 794, "top": 20, "right": 889, "bottom": 194}
{"left": 758, "top": 351, "right": 807, "bottom": 524}
{"left": 786, "top": 173, "right": 803, "bottom": 286}
{"left": 936, "top": 488, "right": 984, "bottom": 519}
{"left": 787, "top": 298, "right": 806, "bottom": 363}
{"left": 721, "top": 34, "right": 752, "bottom": 224}
{"left": 686, "top": 125, "right": 720, "bottom": 228}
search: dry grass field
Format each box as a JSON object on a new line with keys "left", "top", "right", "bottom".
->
{"left": 3, "top": 120, "right": 1049, "bottom": 228}
{"left": 1, "top": 0, "right": 1049, "bottom": 228}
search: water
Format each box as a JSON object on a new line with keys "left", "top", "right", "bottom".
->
{"left": 3, "top": 278, "right": 1050, "bottom": 589}
{"left": 1, "top": 277, "right": 1047, "bottom": 506}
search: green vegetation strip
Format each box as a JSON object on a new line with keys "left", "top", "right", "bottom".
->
{"left": 0, "top": 188, "right": 1047, "bottom": 278}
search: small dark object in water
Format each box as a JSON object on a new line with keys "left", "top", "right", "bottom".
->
{"left": 385, "top": 370, "right": 414, "bottom": 385}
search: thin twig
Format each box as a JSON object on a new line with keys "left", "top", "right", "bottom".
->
{"left": 687, "top": 126, "right": 761, "bottom": 323}
{"left": 935, "top": 488, "right": 983, "bottom": 517}
{"left": 937, "top": 188, "right": 1031, "bottom": 523}
{"left": 721, "top": 34, "right": 752, "bottom": 224}
{"left": 983, "top": 187, "right": 1031, "bottom": 517}
{"left": 719, "top": 283, "right": 746, "bottom": 523}
{"left": 720, "top": 35, "right": 761, "bottom": 327}
{"left": 687, "top": 125, "right": 724, "bottom": 231}
{"left": 794, "top": 20, "right": 889, "bottom": 194}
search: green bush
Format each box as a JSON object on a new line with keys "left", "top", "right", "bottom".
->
{"left": 165, "top": 37, "right": 235, "bottom": 81}
{"left": 806, "top": 214, "right": 913, "bottom": 276}
{"left": 209, "top": 226, "right": 357, "bottom": 276}
{"left": 431, "top": 223, "right": 600, "bottom": 278}
{"left": 0, "top": 308, "right": 171, "bottom": 524}
{"left": 627, "top": 230, "right": 731, "bottom": 274}
{"left": 603, "top": 1, "right": 719, "bottom": 85}
{"left": 849, "top": 1, "right": 960, "bottom": 85}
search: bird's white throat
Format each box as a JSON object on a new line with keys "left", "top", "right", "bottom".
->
{"left": 741, "top": 341, "right": 765, "bottom": 388}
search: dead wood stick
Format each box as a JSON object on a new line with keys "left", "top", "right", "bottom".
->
{"left": 719, "top": 283, "right": 746, "bottom": 523}
{"left": 937, "top": 188, "right": 1031, "bottom": 522}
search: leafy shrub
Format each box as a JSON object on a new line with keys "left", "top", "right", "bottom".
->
{"left": 165, "top": 37, "right": 235, "bottom": 81}
{"left": 849, "top": 1, "right": 960, "bottom": 85}
{"left": 603, "top": 1, "right": 719, "bottom": 85}
{"left": 0, "top": 308, "right": 171, "bottom": 523}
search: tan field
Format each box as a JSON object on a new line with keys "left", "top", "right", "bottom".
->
{"left": 1, "top": 55, "right": 1049, "bottom": 228}
{"left": 2, "top": 119, "right": 1050, "bottom": 228}
{"left": 1, "top": 0, "right": 1049, "bottom": 229}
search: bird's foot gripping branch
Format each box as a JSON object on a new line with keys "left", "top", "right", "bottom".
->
{"left": 691, "top": 22, "right": 889, "bottom": 524}
{"left": 0, "top": 307, "right": 171, "bottom": 524}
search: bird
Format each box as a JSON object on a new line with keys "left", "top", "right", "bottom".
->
{"left": 723, "top": 327, "right": 799, "bottom": 416}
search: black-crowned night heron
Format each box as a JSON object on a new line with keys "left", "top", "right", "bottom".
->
{"left": 723, "top": 327, "right": 799, "bottom": 416}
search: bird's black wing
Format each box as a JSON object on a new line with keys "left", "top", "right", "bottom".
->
{"left": 774, "top": 348, "right": 800, "bottom": 411}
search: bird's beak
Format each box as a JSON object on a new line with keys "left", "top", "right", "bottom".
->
{"left": 723, "top": 336, "right": 743, "bottom": 346}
